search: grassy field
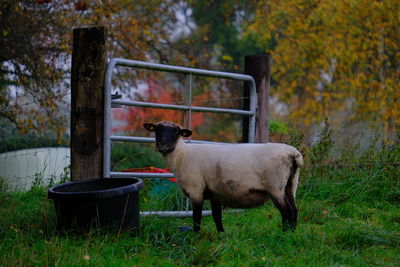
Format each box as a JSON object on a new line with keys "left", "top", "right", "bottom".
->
{"left": 1, "top": 139, "right": 399, "bottom": 266}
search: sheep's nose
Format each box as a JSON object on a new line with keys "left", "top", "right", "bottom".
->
{"left": 157, "top": 142, "right": 168, "bottom": 146}
{"left": 157, "top": 142, "right": 171, "bottom": 150}
{"left": 156, "top": 142, "right": 173, "bottom": 155}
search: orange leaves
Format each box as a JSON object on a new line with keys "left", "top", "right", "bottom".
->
{"left": 113, "top": 77, "right": 205, "bottom": 138}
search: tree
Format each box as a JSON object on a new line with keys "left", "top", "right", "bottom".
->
{"left": 175, "top": 0, "right": 260, "bottom": 71}
{"left": 246, "top": 0, "right": 400, "bottom": 131}
{"left": 0, "top": 0, "right": 184, "bottom": 139}
{"left": 0, "top": 0, "right": 265, "bottom": 143}
{"left": 167, "top": 0, "right": 262, "bottom": 141}
{"left": 0, "top": 0, "right": 70, "bottom": 139}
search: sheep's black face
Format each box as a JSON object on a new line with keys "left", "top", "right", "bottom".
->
{"left": 144, "top": 122, "right": 192, "bottom": 155}
{"left": 155, "top": 124, "right": 181, "bottom": 155}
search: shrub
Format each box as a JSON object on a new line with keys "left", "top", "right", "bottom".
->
{"left": 111, "top": 142, "right": 166, "bottom": 171}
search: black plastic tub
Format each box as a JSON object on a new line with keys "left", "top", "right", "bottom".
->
{"left": 48, "top": 178, "right": 143, "bottom": 232}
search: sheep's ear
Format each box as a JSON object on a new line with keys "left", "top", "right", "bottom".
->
{"left": 143, "top": 123, "right": 156, "bottom": 132}
{"left": 180, "top": 128, "right": 192, "bottom": 137}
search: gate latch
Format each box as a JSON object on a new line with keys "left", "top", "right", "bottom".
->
{"left": 111, "top": 92, "right": 122, "bottom": 108}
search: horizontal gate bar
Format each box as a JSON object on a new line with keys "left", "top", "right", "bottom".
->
{"left": 140, "top": 210, "right": 212, "bottom": 217}
{"left": 140, "top": 209, "right": 243, "bottom": 217}
{"left": 111, "top": 171, "right": 175, "bottom": 178}
{"left": 112, "top": 99, "right": 254, "bottom": 116}
{"left": 110, "top": 136, "right": 225, "bottom": 144}
{"left": 111, "top": 136, "right": 154, "bottom": 142}
{"left": 110, "top": 58, "right": 254, "bottom": 81}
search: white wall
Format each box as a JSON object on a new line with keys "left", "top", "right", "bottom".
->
{"left": 0, "top": 147, "right": 70, "bottom": 191}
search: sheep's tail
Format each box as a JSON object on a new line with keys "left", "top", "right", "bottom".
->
{"left": 280, "top": 150, "right": 302, "bottom": 230}
{"left": 287, "top": 149, "right": 303, "bottom": 199}
{"left": 292, "top": 149, "right": 304, "bottom": 168}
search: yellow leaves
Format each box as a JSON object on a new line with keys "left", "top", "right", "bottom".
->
{"left": 245, "top": 0, "right": 400, "bottom": 129}
{"left": 142, "top": 28, "right": 157, "bottom": 40}
{"left": 221, "top": 55, "right": 233, "bottom": 61}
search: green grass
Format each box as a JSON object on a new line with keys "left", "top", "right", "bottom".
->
{"left": 1, "top": 141, "right": 400, "bottom": 266}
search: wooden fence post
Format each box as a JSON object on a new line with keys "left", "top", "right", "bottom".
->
{"left": 243, "top": 54, "right": 270, "bottom": 143}
{"left": 70, "top": 26, "right": 107, "bottom": 181}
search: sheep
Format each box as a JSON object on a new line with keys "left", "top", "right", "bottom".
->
{"left": 143, "top": 121, "right": 303, "bottom": 232}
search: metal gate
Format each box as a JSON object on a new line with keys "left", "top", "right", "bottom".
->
{"left": 103, "top": 58, "right": 257, "bottom": 216}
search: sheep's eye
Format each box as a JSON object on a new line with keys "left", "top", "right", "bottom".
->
{"left": 174, "top": 128, "right": 180, "bottom": 134}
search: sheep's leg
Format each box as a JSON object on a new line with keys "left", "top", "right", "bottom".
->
{"left": 270, "top": 193, "right": 297, "bottom": 231}
{"left": 192, "top": 201, "right": 203, "bottom": 232}
{"left": 283, "top": 171, "right": 299, "bottom": 231}
{"left": 283, "top": 190, "right": 298, "bottom": 231}
{"left": 211, "top": 200, "right": 224, "bottom": 232}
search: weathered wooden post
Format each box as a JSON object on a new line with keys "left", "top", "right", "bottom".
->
{"left": 70, "top": 26, "right": 107, "bottom": 181}
{"left": 243, "top": 54, "right": 270, "bottom": 143}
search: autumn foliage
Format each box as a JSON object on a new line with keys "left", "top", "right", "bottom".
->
{"left": 2, "top": 0, "right": 399, "bottom": 142}
{"left": 246, "top": 0, "right": 400, "bottom": 131}
{"left": 113, "top": 77, "right": 206, "bottom": 139}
